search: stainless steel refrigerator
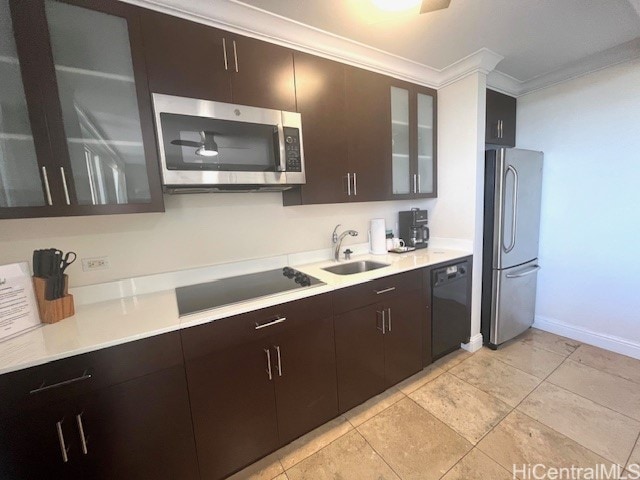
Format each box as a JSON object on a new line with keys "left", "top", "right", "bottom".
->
{"left": 481, "top": 148, "right": 543, "bottom": 348}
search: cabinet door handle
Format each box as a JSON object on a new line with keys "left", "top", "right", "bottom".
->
{"left": 413, "top": 174, "right": 417, "bottom": 194}
{"left": 56, "top": 419, "right": 69, "bottom": 463}
{"left": 60, "top": 167, "right": 71, "bottom": 205}
{"left": 232, "top": 40, "right": 239, "bottom": 73}
{"left": 346, "top": 173, "right": 351, "bottom": 196}
{"left": 255, "top": 316, "right": 286, "bottom": 330}
{"left": 41, "top": 166, "right": 53, "bottom": 206}
{"left": 417, "top": 174, "right": 421, "bottom": 194}
{"left": 353, "top": 172, "right": 357, "bottom": 196}
{"left": 499, "top": 120, "right": 504, "bottom": 139}
{"left": 222, "top": 37, "right": 228, "bottom": 71}
{"left": 30, "top": 371, "right": 92, "bottom": 394}
{"left": 76, "top": 413, "right": 88, "bottom": 455}
{"left": 264, "top": 348, "right": 273, "bottom": 380}
{"left": 387, "top": 307, "right": 392, "bottom": 332}
{"left": 376, "top": 309, "right": 386, "bottom": 334}
{"left": 375, "top": 287, "right": 396, "bottom": 295}
{"left": 274, "top": 345, "right": 283, "bottom": 377}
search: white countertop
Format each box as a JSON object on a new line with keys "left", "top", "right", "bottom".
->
{"left": 0, "top": 247, "right": 470, "bottom": 376}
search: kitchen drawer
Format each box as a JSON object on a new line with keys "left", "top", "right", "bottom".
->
{"left": 0, "top": 331, "right": 183, "bottom": 419}
{"left": 182, "top": 292, "right": 333, "bottom": 361}
{"left": 333, "top": 269, "right": 422, "bottom": 315}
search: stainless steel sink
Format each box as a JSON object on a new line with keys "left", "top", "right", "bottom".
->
{"left": 322, "top": 260, "right": 390, "bottom": 276}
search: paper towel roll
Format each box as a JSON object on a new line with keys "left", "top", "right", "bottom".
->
{"left": 369, "top": 218, "right": 387, "bottom": 255}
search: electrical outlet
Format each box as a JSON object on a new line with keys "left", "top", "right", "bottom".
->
{"left": 82, "top": 256, "right": 110, "bottom": 272}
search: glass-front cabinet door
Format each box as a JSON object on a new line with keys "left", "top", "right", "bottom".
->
{"left": 388, "top": 83, "right": 437, "bottom": 199}
{"left": 0, "top": 0, "right": 163, "bottom": 218}
{"left": 416, "top": 90, "right": 435, "bottom": 196}
{"left": 0, "top": 0, "right": 46, "bottom": 210}
{"left": 391, "top": 86, "right": 411, "bottom": 196}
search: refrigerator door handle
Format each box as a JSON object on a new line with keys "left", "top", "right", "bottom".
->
{"left": 503, "top": 165, "right": 518, "bottom": 253}
{"left": 505, "top": 265, "right": 541, "bottom": 278}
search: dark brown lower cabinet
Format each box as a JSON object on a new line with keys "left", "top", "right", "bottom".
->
{"left": 0, "top": 400, "right": 83, "bottom": 480}
{"left": 181, "top": 293, "right": 338, "bottom": 480}
{"left": 0, "top": 366, "right": 199, "bottom": 480}
{"left": 334, "top": 272, "right": 424, "bottom": 413}
{"left": 77, "top": 366, "right": 199, "bottom": 480}
{"left": 273, "top": 314, "right": 339, "bottom": 444}
{"left": 382, "top": 292, "right": 424, "bottom": 386}
{"left": 334, "top": 304, "right": 386, "bottom": 412}
{"left": 184, "top": 322, "right": 280, "bottom": 480}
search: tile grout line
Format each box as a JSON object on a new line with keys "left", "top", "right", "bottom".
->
{"left": 509, "top": 354, "right": 633, "bottom": 469}
{"left": 410, "top": 370, "right": 512, "bottom": 446}
{"left": 625, "top": 431, "right": 640, "bottom": 469}
{"left": 345, "top": 389, "right": 407, "bottom": 429}
{"left": 278, "top": 416, "right": 356, "bottom": 474}
{"left": 569, "top": 344, "right": 640, "bottom": 387}
{"left": 356, "top": 429, "right": 407, "bottom": 480}
{"left": 474, "top": 352, "right": 580, "bottom": 474}
{"left": 544, "top": 364, "right": 640, "bottom": 424}
{"left": 437, "top": 447, "right": 514, "bottom": 480}
{"left": 276, "top": 356, "right": 467, "bottom": 477}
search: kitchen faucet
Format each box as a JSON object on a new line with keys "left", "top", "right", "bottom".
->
{"left": 332, "top": 224, "right": 359, "bottom": 261}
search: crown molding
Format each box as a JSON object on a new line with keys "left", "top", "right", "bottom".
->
{"left": 122, "top": 0, "right": 502, "bottom": 88}
{"left": 488, "top": 37, "right": 640, "bottom": 97}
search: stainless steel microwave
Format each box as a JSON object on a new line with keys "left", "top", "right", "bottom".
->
{"left": 152, "top": 93, "right": 305, "bottom": 192}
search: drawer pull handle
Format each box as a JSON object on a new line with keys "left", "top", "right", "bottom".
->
{"left": 76, "top": 413, "right": 88, "bottom": 455}
{"left": 30, "top": 371, "right": 92, "bottom": 394}
{"left": 56, "top": 419, "right": 69, "bottom": 463}
{"left": 255, "top": 316, "right": 286, "bottom": 330}
{"left": 375, "top": 287, "right": 396, "bottom": 295}
{"left": 387, "top": 307, "right": 392, "bottom": 332}
{"left": 264, "top": 348, "right": 273, "bottom": 380}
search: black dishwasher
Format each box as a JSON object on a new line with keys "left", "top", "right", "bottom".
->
{"left": 432, "top": 261, "right": 471, "bottom": 359}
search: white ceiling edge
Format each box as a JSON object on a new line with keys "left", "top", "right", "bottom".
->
{"left": 488, "top": 38, "right": 640, "bottom": 97}
{"left": 123, "top": 0, "right": 502, "bottom": 88}
{"left": 124, "top": 0, "right": 638, "bottom": 96}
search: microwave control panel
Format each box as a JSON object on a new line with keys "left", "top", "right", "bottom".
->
{"left": 283, "top": 127, "right": 302, "bottom": 172}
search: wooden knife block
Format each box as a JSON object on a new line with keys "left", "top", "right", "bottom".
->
{"left": 33, "top": 276, "right": 75, "bottom": 324}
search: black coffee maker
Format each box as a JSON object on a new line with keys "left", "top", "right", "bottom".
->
{"left": 399, "top": 208, "right": 430, "bottom": 249}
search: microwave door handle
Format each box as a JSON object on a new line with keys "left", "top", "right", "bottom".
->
{"left": 276, "top": 123, "right": 286, "bottom": 172}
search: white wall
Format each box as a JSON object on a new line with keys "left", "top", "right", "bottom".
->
{"left": 0, "top": 194, "right": 433, "bottom": 287}
{"left": 517, "top": 59, "right": 640, "bottom": 357}
{"left": 434, "top": 72, "right": 486, "bottom": 345}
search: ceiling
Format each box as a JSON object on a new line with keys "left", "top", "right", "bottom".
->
{"left": 236, "top": 0, "right": 640, "bottom": 84}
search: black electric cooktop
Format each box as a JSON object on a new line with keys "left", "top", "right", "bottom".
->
{"left": 176, "top": 267, "right": 324, "bottom": 317}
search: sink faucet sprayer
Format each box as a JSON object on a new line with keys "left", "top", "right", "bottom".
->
{"left": 332, "top": 224, "right": 359, "bottom": 261}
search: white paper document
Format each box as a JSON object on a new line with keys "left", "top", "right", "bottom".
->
{"left": 0, "top": 262, "right": 41, "bottom": 342}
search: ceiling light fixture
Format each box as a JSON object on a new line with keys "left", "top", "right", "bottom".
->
{"left": 371, "top": 0, "right": 422, "bottom": 13}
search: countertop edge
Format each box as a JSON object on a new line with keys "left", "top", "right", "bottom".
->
{"left": 0, "top": 250, "right": 472, "bottom": 376}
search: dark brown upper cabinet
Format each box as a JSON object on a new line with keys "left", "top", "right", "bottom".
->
{"left": 486, "top": 88, "right": 516, "bottom": 147}
{"left": 141, "top": 11, "right": 296, "bottom": 112}
{"left": 389, "top": 80, "right": 438, "bottom": 199}
{"left": 344, "top": 66, "right": 392, "bottom": 202}
{"left": 283, "top": 53, "right": 349, "bottom": 206}
{"left": 284, "top": 64, "right": 437, "bottom": 206}
{"left": 1, "top": 0, "right": 164, "bottom": 219}
{"left": 140, "top": 10, "right": 232, "bottom": 103}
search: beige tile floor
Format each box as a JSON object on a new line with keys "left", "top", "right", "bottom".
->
{"left": 230, "top": 328, "right": 640, "bottom": 480}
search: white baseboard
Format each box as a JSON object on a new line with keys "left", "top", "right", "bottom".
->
{"left": 534, "top": 315, "right": 640, "bottom": 360}
{"left": 462, "top": 333, "right": 483, "bottom": 353}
